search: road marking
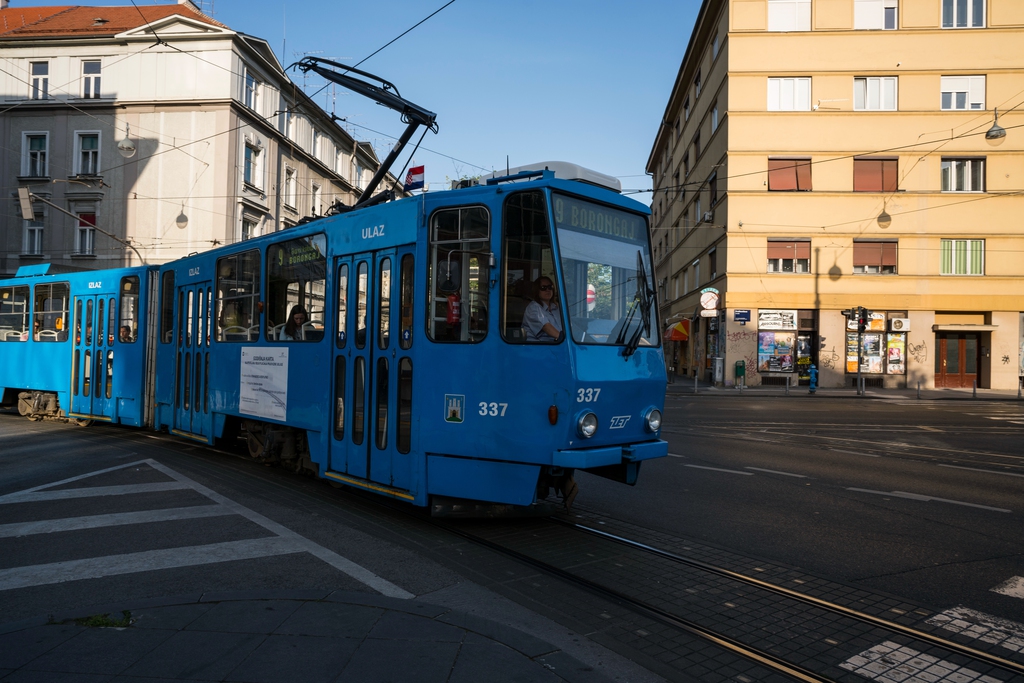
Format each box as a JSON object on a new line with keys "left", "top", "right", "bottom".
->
{"left": 839, "top": 640, "right": 1002, "bottom": 682}
{"left": 744, "top": 467, "right": 807, "bottom": 478}
{"left": 0, "top": 459, "right": 413, "bottom": 599}
{"left": 938, "top": 464, "right": 1024, "bottom": 479}
{"left": 683, "top": 465, "right": 754, "bottom": 476}
{"left": 0, "top": 482, "right": 190, "bottom": 504}
{"left": 917, "top": 425, "right": 942, "bottom": 432}
{"left": 991, "top": 576, "right": 1024, "bottom": 600}
{"left": 847, "top": 488, "right": 1011, "bottom": 513}
{"left": 0, "top": 505, "right": 230, "bottom": 538}
{"left": 668, "top": 453, "right": 686, "bottom": 458}
{"left": 927, "top": 606, "right": 1024, "bottom": 653}
{"left": 830, "top": 449, "right": 881, "bottom": 458}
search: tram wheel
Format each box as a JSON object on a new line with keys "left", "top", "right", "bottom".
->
{"left": 26, "top": 414, "right": 42, "bottom": 422}
{"left": 75, "top": 419, "right": 94, "bottom": 427}
{"left": 246, "top": 424, "right": 266, "bottom": 460}
{"left": 17, "top": 395, "right": 33, "bottom": 417}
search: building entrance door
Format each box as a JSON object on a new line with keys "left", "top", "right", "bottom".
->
{"left": 935, "top": 333, "right": 979, "bottom": 388}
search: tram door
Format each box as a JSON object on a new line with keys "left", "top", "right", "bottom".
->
{"left": 172, "top": 282, "right": 213, "bottom": 439}
{"left": 70, "top": 294, "right": 115, "bottom": 419}
{"left": 330, "top": 248, "right": 412, "bottom": 491}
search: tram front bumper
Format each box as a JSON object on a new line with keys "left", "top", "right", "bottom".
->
{"left": 551, "top": 439, "right": 668, "bottom": 469}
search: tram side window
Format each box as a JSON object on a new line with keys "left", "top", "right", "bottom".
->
{"left": 160, "top": 271, "right": 174, "bottom": 343}
{"left": 428, "top": 206, "right": 489, "bottom": 342}
{"left": 32, "top": 282, "right": 69, "bottom": 342}
{"left": 266, "top": 233, "right": 326, "bottom": 342}
{"left": 119, "top": 276, "right": 139, "bottom": 343}
{"left": 0, "top": 286, "right": 30, "bottom": 342}
{"left": 399, "top": 254, "right": 414, "bottom": 350}
{"left": 501, "top": 191, "right": 557, "bottom": 343}
{"left": 216, "top": 250, "right": 261, "bottom": 342}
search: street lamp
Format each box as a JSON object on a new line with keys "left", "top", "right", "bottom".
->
{"left": 986, "top": 108, "right": 1006, "bottom": 146}
{"left": 117, "top": 123, "right": 137, "bottom": 158}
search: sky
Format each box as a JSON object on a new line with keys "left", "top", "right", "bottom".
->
{"left": 63, "top": 0, "right": 701, "bottom": 202}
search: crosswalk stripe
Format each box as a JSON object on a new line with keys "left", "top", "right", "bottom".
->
{"left": 0, "top": 482, "right": 190, "bottom": 504}
{"left": 926, "top": 606, "right": 1024, "bottom": 653}
{"left": 0, "top": 505, "right": 230, "bottom": 538}
{"left": 991, "top": 576, "right": 1024, "bottom": 600}
{"left": 0, "top": 537, "right": 306, "bottom": 591}
{"left": 840, "top": 640, "right": 1001, "bottom": 681}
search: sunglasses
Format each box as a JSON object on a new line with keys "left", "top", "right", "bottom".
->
{"left": 539, "top": 285, "right": 553, "bottom": 291}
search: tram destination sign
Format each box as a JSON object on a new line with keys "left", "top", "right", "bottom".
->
{"left": 552, "top": 193, "right": 646, "bottom": 246}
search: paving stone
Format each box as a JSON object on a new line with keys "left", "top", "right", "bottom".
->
{"left": 130, "top": 603, "right": 216, "bottom": 631}
{"left": 183, "top": 600, "right": 302, "bottom": 634}
{"left": 273, "top": 601, "right": 382, "bottom": 639}
{"left": 437, "top": 610, "right": 556, "bottom": 657}
{"left": 2, "top": 670, "right": 114, "bottom": 682}
{"left": 365, "top": 611, "right": 464, "bottom": 642}
{"left": 448, "top": 640, "right": 562, "bottom": 683}
{"left": 120, "top": 630, "right": 264, "bottom": 680}
{"left": 335, "top": 638, "right": 460, "bottom": 683}
{"left": 0, "top": 623, "right": 81, "bottom": 669}
{"left": 223, "top": 634, "right": 360, "bottom": 683}
{"left": 20, "top": 626, "right": 174, "bottom": 676}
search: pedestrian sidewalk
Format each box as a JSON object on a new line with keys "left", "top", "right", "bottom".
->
{"left": 665, "top": 377, "right": 1024, "bottom": 401}
{"left": 0, "top": 590, "right": 608, "bottom": 683}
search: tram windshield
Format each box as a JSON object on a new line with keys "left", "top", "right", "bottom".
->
{"left": 552, "top": 193, "right": 658, "bottom": 347}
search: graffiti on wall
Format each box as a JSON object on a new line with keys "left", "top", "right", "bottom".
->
{"left": 908, "top": 339, "right": 928, "bottom": 365}
{"left": 819, "top": 346, "right": 840, "bottom": 370}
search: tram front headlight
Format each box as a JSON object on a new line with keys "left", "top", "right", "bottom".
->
{"left": 644, "top": 408, "right": 662, "bottom": 433}
{"left": 577, "top": 412, "right": 598, "bottom": 438}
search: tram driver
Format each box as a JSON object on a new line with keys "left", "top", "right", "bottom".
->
{"left": 523, "top": 276, "right": 563, "bottom": 342}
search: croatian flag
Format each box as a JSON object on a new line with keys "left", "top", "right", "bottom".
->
{"left": 404, "top": 165, "right": 425, "bottom": 192}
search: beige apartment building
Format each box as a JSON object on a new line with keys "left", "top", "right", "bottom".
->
{"left": 649, "top": 0, "right": 1024, "bottom": 390}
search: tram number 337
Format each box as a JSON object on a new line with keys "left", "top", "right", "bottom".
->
{"left": 577, "top": 388, "right": 601, "bottom": 403}
{"left": 478, "top": 402, "right": 509, "bottom": 417}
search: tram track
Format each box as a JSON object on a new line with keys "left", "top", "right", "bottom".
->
{"left": 439, "top": 516, "right": 1024, "bottom": 683}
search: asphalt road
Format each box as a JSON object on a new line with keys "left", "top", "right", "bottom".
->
{"left": 576, "top": 394, "right": 1024, "bottom": 624}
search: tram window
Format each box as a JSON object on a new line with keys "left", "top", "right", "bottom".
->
{"left": 333, "top": 357, "right": 345, "bottom": 439}
{"left": 85, "top": 300, "right": 93, "bottom": 344}
{"left": 96, "top": 299, "right": 105, "bottom": 346}
{"left": 160, "top": 271, "right": 174, "bottom": 343}
{"left": 119, "top": 276, "right": 139, "bottom": 343}
{"left": 378, "top": 258, "right": 391, "bottom": 350}
{"left": 397, "top": 358, "right": 412, "bottom": 453}
{"left": 353, "top": 357, "right": 365, "bottom": 445}
{"left": 215, "top": 249, "right": 261, "bottom": 342}
{"left": 107, "top": 298, "right": 115, "bottom": 345}
{"left": 501, "top": 191, "right": 558, "bottom": 343}
{"left": 336, "top": 263, "right": 349, "bottom": 349}
{"left": 0, "top": 285, "right": 30, "bottom": 342}
{"left": 399, "top": 255, "right": 413, "bottom": 350}
{"left": 106, "top": 351, "right": 113, "bottom": 399}
{"left": 375, "top": 357, "right": 388, "bottom": 449}
{"left": 428, "top": 206, "right": 490, "bottom": 343}
{"left": 266, "top": 233, "right": 326, "bottom": 342}
{"left": 355, "top": 261, "right": 368, "bottom": 349}
{"left": 33, "top": 282, "right": 69, "bottom": 342}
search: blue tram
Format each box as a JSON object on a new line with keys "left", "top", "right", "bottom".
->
{"left": 151, "top": 164, "right": 667, "bottom": 509}
{"left": 0, "top": 264, "right": 154, "bottom": 427}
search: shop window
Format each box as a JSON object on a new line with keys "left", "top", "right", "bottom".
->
{"left": 940, "top": 239, "right": 984, "bottom": 275}
{"left": 33, "top": 281, "right": 69, "bottom": 342}
{"left": 430, "top": 205, "right": 490, "bottom": 342}
{"left": 853, "top": 157, "right": 898, "bottom": 192}
{"left": 119, "top": 276, "right": 140, "bottom": 342}
{"left": 854, "top": 240, "right": 898, "bottom": 274}
{"left": 266, "top": 233, "right": 326, "bottom": 342}
{"left": 768, "top": 158, "right": 811, "bottom": 191}
{"left": 215, "top": 249, "right": 261, "bottom": 341}
{"left": 767, "top": 240, "right": 810, "bottom": 273}
{"left": 846, "top": 310, "right": 906, "bottom": 375}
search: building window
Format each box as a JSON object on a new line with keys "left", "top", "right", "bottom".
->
{"left": 82, "top": 61, "right": 101, "bottom": 98}
{"left": 354, "top": 161, "right": 364, "bottom": 189}
{"left": 768, "top": 158, "right": 812, "bottom": 191}
{"left": 854, "top": 77, "right": 897, "bottom": 110}
{"left": 942, "top": 0, "right": 984, "bottom": 28}
{"left": 76, "top": 213, "right": 96, "bottom": 255}
{"left": 941, "top": 239, "right": 983, "bottom": 275}
{"left": 241, "top": 215, "right": 258, "bottom": 241}
{"left": 30, "top": 62, "right": 48, "bottom": 99}
{"left": 311, "top": 183, "right": 321, "bottom": 216}
{"left": 768, "top": 77, "right": 811, "bottom": 111}
{"left": 76, "top": 133, "right": 100, "bottom": 176}
{"left": 941, "top": 158, "right": 984, "bottom": 192}
{"left": 712, "top": 32, "right": 720, "bottom": 60}
{"left": 855, "top": 0, "right": 898, "bottom": 29}
{"left": 853, "top": 157, "right": 898, "bottom": 192}
{"left": 683, "top": 268, "right": 689, "bottom": 295}
{"left": 709, "top": 173, "right": 718, "bottom": 206}
{"left": 244, "top": 71, "right": 260, "bottom": 111}
{"left": 312, "top": 129, "right": 322, "bottom": 161}
{"left": 284, "top": 168, "right": 297, "bottom": 208}
{"left": 694, "top": 69, "right": 701, "bottom": 98}
{"left": 940, "top": 75, "right": 985, "bottom": 110}
{"left": 711, "top": 103, "right": 719, "bottom": 133}
{"left": 768, "top": 0, "right": 811, "bottom": 31}
{"left": 693, "top": 131, "right": 701, "bottom": 160}
{"left": 854, "top": 240, "right": 897, "bottom": 274}
{"left": 23, "top": 134, "right": 48, "bottom": 177}
{"left": 692, "top": 259, "right": 700, "bottom": 289}
{"left": 683, "top": 96, "right": 690, "bottom": 121}
{"left": 23, "top": 218, "right": 43, "bottom": 256}
{"left": 694, "top": 198, "right": 702, "bottom": 225}
{"left": 709, "top": 249, "right": 717, "bottom": 279}
{"left": 243, "top": 143, "right": 261, "bottom": 188}
{"left": 767, "top": 240, "right": 810, "bottom": 273}
{"left": 683, "top": 150, "right": 690, "bottom": 177}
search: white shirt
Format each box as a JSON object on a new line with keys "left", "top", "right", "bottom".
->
{"left": 523, "top": 300, "right": 562, "bottom": 341}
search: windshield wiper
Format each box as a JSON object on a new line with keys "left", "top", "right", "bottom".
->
{"left": 622, "top": 251, "right": 655, "bottom": 358}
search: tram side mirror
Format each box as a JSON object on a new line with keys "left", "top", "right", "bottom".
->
{"left": 438, "top": 276, "right": 458, "bottom": 294}
{"left": 437, "top": 259, "right": 460, "bottom": 294}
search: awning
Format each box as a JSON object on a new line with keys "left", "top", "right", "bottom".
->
{"left": 665, "top": 319, "right": 689, "bottom": 341}
{"left": 932, "top": 324, "right": 998, "bottom": 332}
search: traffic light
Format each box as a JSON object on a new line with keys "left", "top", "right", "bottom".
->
{"left": 857, "top": 307, "right": 868, "bottom": 333}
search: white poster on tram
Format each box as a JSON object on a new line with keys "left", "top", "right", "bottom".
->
{"left": 239, "top": 347, "right": 289, "bottom": 421}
